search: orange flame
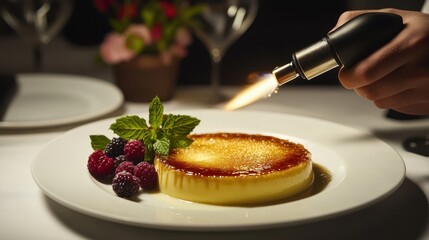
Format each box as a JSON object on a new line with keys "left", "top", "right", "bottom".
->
{"left": 224, "top": 74, "right": 278, "bottom": 111}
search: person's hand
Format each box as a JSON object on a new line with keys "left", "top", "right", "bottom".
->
{"left": 334, "top": 8, "right": 429, "bottom": 115}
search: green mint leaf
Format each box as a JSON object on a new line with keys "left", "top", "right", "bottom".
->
{"left": 149, "top": 96, "right": 163, "bottom": 129}
{"left": 170, "top": 137, "right": 194, "bottom": 149}
{"left": 153, "top": 136, "right": 170, "bottom": 156}
{"left": 109, "top": 115, "right": 149, "bottom": 140}
{"left": 141, "top": 129, "right": 156, "bottom": 147}
{"left": 141, "top": 130, "right": 157, "bottom": 162}
{"left": 144, "top": 144, "right": 155, "bottom": 162}
{"left": 162, "top": 114, "right": 201, "bottom": 136}
{"left": 90, "top": 135, "right": 110, "bottom": 150}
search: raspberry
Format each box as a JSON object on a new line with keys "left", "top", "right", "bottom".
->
{"left": 134, "top": 162, "right": 158, "bottom": 190}
{"left": 112, "top": 171, "right": 140, "bottom": 198}
{"left": 104, "top": 137, "right": 127, "bottom": 158}
{"left": 115, "top": 161, "right": 135, "bottom": 175}
{"left": 87, "top": 149, "right": 115, "bottom": 178}
{"left": 124, "top": 140, "right": 145, "bottom": 164}
{"left": 114, "top": 155, "right": 127, "bottom": 168}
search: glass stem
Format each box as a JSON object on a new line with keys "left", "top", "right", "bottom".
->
{"left": 210, "top": 48, "right": 223, "bottom": 97}
{"left": 33, "top": 43, "right": 42, "bottom": 72}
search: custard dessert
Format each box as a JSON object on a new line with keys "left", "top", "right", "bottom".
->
{"left": 154, "top": 133, "right": 313, "bottom": 205}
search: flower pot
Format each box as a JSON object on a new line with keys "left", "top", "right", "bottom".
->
{"left": 113, "top": 55, "right": 180, "bottom": 102}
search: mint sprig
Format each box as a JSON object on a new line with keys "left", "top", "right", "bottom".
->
{"left": 109, "top": 96, "right": 200, "bottom": 161}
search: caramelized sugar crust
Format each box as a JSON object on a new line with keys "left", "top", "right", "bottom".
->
{"left": 155, "top": 133, "right": 313, "bottom": 205}
{"left": 157, "top": 133, "right": 311, "bottom": 177}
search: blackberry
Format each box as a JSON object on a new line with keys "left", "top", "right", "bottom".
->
{"left": 134, "top": 162, "right": 158, "bottom": 190}
{"left": 105, "top": 137, "right": 128, "bottom": 158}
{"left": 114, "top": 155, "right": 127, "bottom": 168}
{"left": 87, "top": 149, "right": 115, "bottom": 178}
{"left": 115, "top": 161, "right": 135, "bottom": 175}
{"left": 124, "top": 140, "right": 145, "bottom": 164}
{"left": 112, "top": 171, "right": 140, "bottom": 198}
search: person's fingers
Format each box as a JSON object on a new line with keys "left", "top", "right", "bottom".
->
{"left": 354, "top": 57, "right": 429, "bottom": 100}
{"left": 392, "top": 103, "right": 429, "bottom": 116}
{"left": 372, "top": 87, "right": 429, "bottom": 110}
{"left": 333, "top": 9, "right": 429, "bottom": 116}
{"left": 338, "top": 10, "right": 429, "bottom": 89}
{"left": 332, "top": 10, "right": 372, "bottom": 30}
{"left": 331, "top": 8, "right": 405, "bottom": 31}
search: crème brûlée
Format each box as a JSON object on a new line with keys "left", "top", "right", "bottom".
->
{"left": 154, "top": 133, "right": 314, "bottom": 205}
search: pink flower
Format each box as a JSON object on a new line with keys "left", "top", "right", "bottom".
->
{"left": 168, "top": 28, "right": 192, "bottom": 58}
{"left": 93, "top": 0, "right": 201, "bottom": 65}
{"left": 100, "top": 33, "right": 135, "bottom": 64}
{"left": 125, "top": 24, "right": 152, "bottom": 45}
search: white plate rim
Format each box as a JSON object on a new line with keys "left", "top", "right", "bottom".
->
{"left": 31, "top": 109, "right": 405, "bottom": 231}
{"left": 0, "top": 73, "right": 123, "bottom": 129}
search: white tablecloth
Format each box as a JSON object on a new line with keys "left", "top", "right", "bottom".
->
{"left": 1, "top": 85, "right": 428, "bottom": 240}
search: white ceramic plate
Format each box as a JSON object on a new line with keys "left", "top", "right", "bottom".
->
{"left": 0, "top": 73, "right": 123, "bottom": 129}
{"left": 31, "top": 110, "right": 405, "bottom": 231}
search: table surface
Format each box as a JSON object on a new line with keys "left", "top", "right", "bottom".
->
{"left": 1, "top": 84, "right": 428, "bottom": 240}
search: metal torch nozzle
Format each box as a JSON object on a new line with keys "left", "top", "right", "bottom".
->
{"left": 272, "top": 38, "right": 340, "bottom": 86}
{"left": 272, "top": 62, "right": 299, "bottom": 86}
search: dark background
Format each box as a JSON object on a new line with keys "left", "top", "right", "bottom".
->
{"left": 178, "top": 0, "right": 347, "bottom": 86}
{"left": 1, "top": 0, "right": 424, "bottom": 86}
{"left": 61, "top": 0, "right": 347, "bottom": 86}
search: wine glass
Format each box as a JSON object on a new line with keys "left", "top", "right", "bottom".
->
{"left": 193, "top": 0, "right": 258, "bottom": 102}
{"left": 0, "top": 0, "right": 72, "bottom": 71}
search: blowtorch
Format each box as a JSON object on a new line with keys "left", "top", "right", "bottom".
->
{"left": 224, "top": 12, "right": 404, "bottom": 110}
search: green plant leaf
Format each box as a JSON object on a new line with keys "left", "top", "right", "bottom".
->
{"left": 141, "top": 7, "right": 156, "bottom": 27}
{"left": 141, "top": 129, "right": 156, "bottom": 146}
{"left": 149, "top": 96, "right": 163, "bottom": 129}
{"left": 144, "top": 144, "right": 155, "bottom": 162}
{"left": 162, "top": 114, "right": 201, "bottom": 136}
{"left": 126, "top": 34, "right": 145, "bottom": 53}
{"left": 109, "top": 18, "right": 129, "bottom": 33}
{"left": 170, "top": 136, "right": 194, "bottom": 149}
{"left": 153, "top": 136, "right": 170, "bottom": 155}
{"left": 109, "top": 115, "right": 149, "bottom": 140}
{"left": 181, "top": 4, "right": 205, "bottom": 20}
{"left": 90, "top": 135, "right": 111, "bottom": 150}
